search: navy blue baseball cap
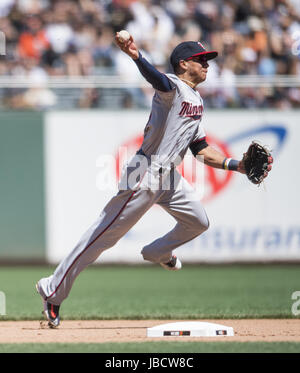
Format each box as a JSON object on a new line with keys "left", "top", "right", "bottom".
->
{"left": 170, "top": 41, "right": 218, "bottom": 69}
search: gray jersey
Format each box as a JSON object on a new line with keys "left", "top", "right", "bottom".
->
{"left": 141, "top": 74, "right": 206, "bottom": 167}
{"left": 37, "top": 73, "right": 210, "bottom": 308}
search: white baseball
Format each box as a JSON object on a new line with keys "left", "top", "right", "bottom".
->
{"left": 118, "top": 30, "right": 130, "bottom": 43}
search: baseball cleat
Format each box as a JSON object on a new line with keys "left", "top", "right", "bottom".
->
{"left": 160, "top": 255, "right": 182, "bottom": 271}
{"left": 35, "top": 283, "right": 61, "bottom": 328}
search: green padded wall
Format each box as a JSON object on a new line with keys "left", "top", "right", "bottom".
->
{"left": 0, "top": 112, "right": 45, "bottom": 261}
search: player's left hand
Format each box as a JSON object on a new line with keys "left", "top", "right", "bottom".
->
{"left": 237, "top": 160, "right": 246, "bottom": 174}
{"left": 242, "top": 141, "right": 273, "bottom": 185}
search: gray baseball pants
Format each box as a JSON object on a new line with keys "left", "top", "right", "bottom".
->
{"left": 38, "top": 155, "right": 209, "bottom": 305}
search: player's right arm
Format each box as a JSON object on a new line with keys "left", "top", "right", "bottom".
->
{"left": 115, "top": 33, "right": 173, "bottom": 92}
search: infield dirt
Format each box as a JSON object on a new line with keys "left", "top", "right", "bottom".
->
{"left": 0, "top": 319, "right": 299, "bottom": 343}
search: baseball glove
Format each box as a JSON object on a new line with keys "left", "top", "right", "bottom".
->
{"left": 242, "top": 141, "right": 273, "bottom": 185}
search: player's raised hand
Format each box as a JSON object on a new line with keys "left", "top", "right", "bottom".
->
{"left": 115, "top": 31, "right": 139, "bottom": 60}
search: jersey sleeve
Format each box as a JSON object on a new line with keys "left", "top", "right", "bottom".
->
{"left": 189, "top": 126, "right": 208, "bottom": 156}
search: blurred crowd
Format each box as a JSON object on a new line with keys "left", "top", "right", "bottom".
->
{"left": 0, "top": 0, "right": 300, "bottom": 109}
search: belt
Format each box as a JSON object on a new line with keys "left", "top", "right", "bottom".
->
{"left": 136, "top": 149, "right": 169, "bottom": 175}
{"left": 136, "top": 148, "right": 146, "bottom": 157}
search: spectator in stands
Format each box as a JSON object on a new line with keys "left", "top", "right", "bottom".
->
{"left": 18, "top": 15, "right": 49, "bottom": 61}
{"left": 0, "top": 0, "right": 299, "bottom": 110}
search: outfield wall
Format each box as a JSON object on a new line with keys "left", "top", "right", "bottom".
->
{"left": 0, "top": 110, "right": 298, "bottom": 263}
{"left": 0, "top": 112, "right": 45, "bottom": 261}
{"left": 44, "top": 110, "right": 299, "bottom": 264}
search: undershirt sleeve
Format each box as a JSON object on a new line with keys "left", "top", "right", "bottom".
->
{"left": 134, "top": 52, "right": 173, "bottom": 92}
{"left": 189, "top": 137, "right": 209, "bottom": 157}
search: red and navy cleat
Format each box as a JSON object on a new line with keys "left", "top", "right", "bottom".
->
{"left": 160, "top": 255, "right": 182, "bottom": 271}
{"left": 36, "top": 283, "right": 60, "bottom": 328}
{"left": 43, "top": 302, "right": 60, "bottom": 328}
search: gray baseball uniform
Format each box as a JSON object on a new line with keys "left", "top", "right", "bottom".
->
{"left": 38, "top": 73, "right": 210, "bottom": 305}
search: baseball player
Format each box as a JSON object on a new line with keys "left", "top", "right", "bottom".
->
{"left": 36, "top": 33, "right": 247, "bottom": 328}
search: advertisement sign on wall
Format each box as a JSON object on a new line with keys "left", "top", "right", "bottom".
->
{"left": 45, "top": 110, "right": 298, "bottom": 263}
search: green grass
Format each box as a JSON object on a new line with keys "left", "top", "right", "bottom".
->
{"left": 0, "top": 342, "right": 299, "bottom": 353}
{"left": 0, "top": 265, "right": 299, "bottom": 353}
{"left": 0, "top": 264, "right": 299, "bottom": 320}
